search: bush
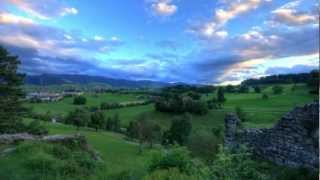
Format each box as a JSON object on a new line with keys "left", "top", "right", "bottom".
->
{"left": 210, "top": 145, "right": 269, "bottom": 179}
{"left": 162, "top": 114, "right": 192, "bottom": 145}
{"left": 149, "top": 147, "right": 194, "bottom": 174}
{"left": 272, "top": 85, "right": 283, "bottom": 94}
{"left": 254, "top": 86, "right": 261, "bottom": 93}
{"left": 73, "top": 96, "right": 87, "bottom": 105}
{"left": 262, "top": 93, "right": 269, "bottom": 99}
{"left": 26, "top": 120, "right": 48, "bottom": 135}
{"left": 235, "top": 106, "right": 247, "bottom": 122}
{"left": 14, "top": 141, "right": 101, "bottom": 179}
{"left": 187, "top": 134, "right": 220, "bottom": 161}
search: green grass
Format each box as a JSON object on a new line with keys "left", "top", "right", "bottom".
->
{"left": 0, "top": 119, "right": 159, "bottom": 179}
{"left": 27, "top": 92, "right": 140, "bottom": 115}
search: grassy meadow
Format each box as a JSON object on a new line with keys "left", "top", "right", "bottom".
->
{"left": 5, "top": 83, "right": 315, "bottom": 179}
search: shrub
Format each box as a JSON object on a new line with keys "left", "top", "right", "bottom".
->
{"left": 262, "top": 93, "right": 269, "bottom": 99}
{"left": 187, "top": 134, "right": 220, "bottom": 161}
{"left": 210, "top": 145, "right": 269, "bottom": 180}
{"left": 26, "top": 119, "right": 48, "bottom": 135}
{"left": 254, "top": 86, "right": 261, "bottom": 93}
{"left": 73, "top": 96, "right": 87, "bottom": 105}
{"left": 235, "top": 106, "right": 247, "bottom": 122}
{"left": 162, "top": 114, "right": 192, "bottom": 145}
{"left": 272, "top": 85, "right": 283, "bottom": 94}
{"left": 149, "top": 147, "right": 194, "bottom": 174}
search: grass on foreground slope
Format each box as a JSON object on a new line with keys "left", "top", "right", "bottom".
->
{"left": 0, "top": 119, "right": 159, "bottom": 179}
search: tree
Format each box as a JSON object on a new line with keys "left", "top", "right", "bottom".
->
{"left": 0, "top": 46, "right": 25, "bottom": 133}
{"left": 127, "top": 114, "right": 162, "bottom": 149}
{"left": 262, "top": 93, "right": 269, "bottom": 99}
{"left": 235, "top": 106, "right": 247, "bottom": 122}
{"left": 162, "top": 114, "right": 192, "bottom": 145}
{"left": 239, "top": 85, "right": 249, "bottom": 93}
{"left": 65, "top": 108, "right": 90, "bottom": 130}
{"left": 73, "top": 95, "right": 87, "bottom": 105}
{"left": 90, "top": 111, "right": 105, "bottom": 131}
{"left": 217, "top": 87, "right": 226, "bottom": 103}
{"left": 105, "top": 113, "right": 121, "bottom": 132}
{"left": 272, "top": 85, "right": 283, "bottom": 94}
{"left": 254, "top": 86, "right": 261, "bottom": 93}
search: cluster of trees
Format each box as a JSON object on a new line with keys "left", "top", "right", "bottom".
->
{"left": 73, "top": 95, "right": 87, "bottom": 105}
{"left": 162, "top": 84, "right": 215, "bottom": 95}
{"left": 126, "top": 113, "right": 193, "bottom": 150}
{"left": 242, "top": 70, "right": 319, "bottom": 86}
{"left": 65, "top": 108, "right": 121, "bottom": 132}
{"left": 100, "top": 100, "right": 150, "bottom": 110}
{"left": 155, "top": 92, "right": 208, "bottom": 115}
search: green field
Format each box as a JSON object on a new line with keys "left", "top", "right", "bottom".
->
{"left": 0, "top": 119, "right": 159, "bottom": 179}
{"left": 27, "top": 84, "right": 317, "bottom": 130}
{"left": 1, "top": 83, "right": 317, "bottom": 179}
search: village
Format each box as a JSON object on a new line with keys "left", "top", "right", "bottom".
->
{"left": 26, "top": 90, "right": 83, "bottom": 102}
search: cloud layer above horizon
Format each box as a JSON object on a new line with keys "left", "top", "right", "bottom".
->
{"left": 0, "top": 0, "right": 318, "bottom": 84}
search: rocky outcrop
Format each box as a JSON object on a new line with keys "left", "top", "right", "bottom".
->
{"left": 224, "top": 102, "right": 319, "bottom": 171}
{"left": 0, "top": 133, "right": 101, "bottom": 161}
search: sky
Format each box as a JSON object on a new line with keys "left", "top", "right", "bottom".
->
{"left": 0, "top": 0, "right": 318, "bottom": 84}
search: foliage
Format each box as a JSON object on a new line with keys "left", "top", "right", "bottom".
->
{"left": 0, "top": 46, "right": 25, "bottom": 133}
{"left": 3, "top": 141, "right": 101, "bottom": 180}
{"left": 242, "top": 70, "right": 318, "bottom": 85}
{"left": 105, "top": 113, "right": 121, "bottom": 132}
{"left": 155, "top": 93, "right": 209, "bottom": 115}
{"left": 127, "top": 114, "right": 162, "bottom": 148}
{"left": 272, "top": 85, "right": 283, "bottom": 94}
{"left": 90, "top": 111, "right": 105, "bottom": 131}
{"left": 235, "top": 106, "right": 247, "bottom": 122}
{"left": 162, "top": 114, "right": 192, "bottom": 145}
{"left": 210, "top": 145, "right": 269, "bottom": 180}
{"left": 65, "top": 108, "right": 90, "bottom": 130}
{"left": 148, "top": 147, "right": 194, "bottom": 174}
{"left": 73, "top": 95, "right": 87, "bottom": 105}
{"left": 239, "top": 85, "right": 249, "bottom": 93}
{"left": 26, "top": 119, "right": 48, "bottom": 135}
{"left": 217, "top": 87, "right": 226, "bottom": 103}
{"left": 187, "top": 134, "right": 220, "bottom": 162}
{"left": 262, "top": 93, "right": 269, "bottom": 100}
{"left": 254, "top": 86, "right": 261, "bottom": 93}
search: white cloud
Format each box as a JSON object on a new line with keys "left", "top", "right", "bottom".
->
{"left": 5, "top": 0, "right": 78, "bottom": 19}
{"left": 151, "top": 0, "right": 177, "bottom": 16}
{"left": 94, "top": 35, "right": 104, "bottom": 41}
{"left": 271, "top": 1, "right": 318, "bottom": 26}
{"left": 192, "top": 0, "right": 270, "bottom": 39}
{"left": 0, "top": 13, "right": 34, "bottom": 25}
{"left": 61, "top": 7, "right": 78, "bottom": 16}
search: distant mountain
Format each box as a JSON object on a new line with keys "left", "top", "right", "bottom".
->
{"left": 24, "top": 74, "right": 172, "bottom": 89}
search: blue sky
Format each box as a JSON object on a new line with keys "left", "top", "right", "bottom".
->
{"left": 0, "top": 0, "right": 318, "bottom": 84}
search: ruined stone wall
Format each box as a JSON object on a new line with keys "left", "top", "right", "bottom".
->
{"left": 224, "top": 102, "right": 319, "bottom": 171}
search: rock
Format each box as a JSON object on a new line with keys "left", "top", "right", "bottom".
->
{"left": 224, "top": 102, "right": 319, "bottom": 171}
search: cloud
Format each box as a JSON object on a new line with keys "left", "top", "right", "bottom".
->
{"left": 265, "top": 64, "right": 318, "bottom": 75}
{"left": 184, "top": 23, "right": 319, "bottom": 84}
{"left": 150, "top": 0, "right": 177, "bottom": 16}
{"left": 0, "top": 13, "right": 35, "bottom": 25}
{"left": 190, "top": 0, "right": 270, "bottom": 39}
{"left": 270, "top": 1, "right": 318, "bottom": 26}
{"left": 0, "top": 13, "right": 127, "bottom": 78}
{"left": 4, "top": 0, "right": 78, "bottom": 19}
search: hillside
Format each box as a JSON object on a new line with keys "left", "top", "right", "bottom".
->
{"left": 25, "top": 74, "right": 171, "bottom": 89}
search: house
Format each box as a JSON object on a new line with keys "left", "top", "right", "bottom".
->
{"left": 62, "top": 90, "right": 83, "bottom": 97}
{"left": 27, "top": 92, "right": 63, "bottom": 102}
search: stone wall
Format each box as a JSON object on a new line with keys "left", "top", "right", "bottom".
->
{"left": 224, "top": 102, "right": 319, "bottom": 171}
